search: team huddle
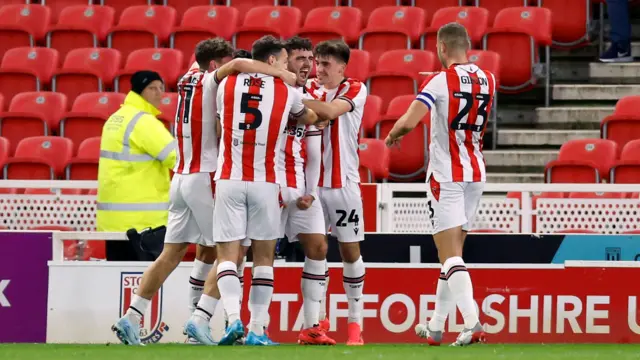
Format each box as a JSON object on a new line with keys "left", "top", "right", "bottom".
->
{"left": 111, "top": 22, "right": 495, "bottom": 347}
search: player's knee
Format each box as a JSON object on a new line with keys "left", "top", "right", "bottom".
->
{"left": 195, "top": 244, "right": 216, "bottom": 263}
{"left": 300, "top": 234, "right": 327, "bottom": 260}
{"left": 338, "top": 241, "right": 361, "bottom": 263}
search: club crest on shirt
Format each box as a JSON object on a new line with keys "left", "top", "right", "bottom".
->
{"left": 119, "top": 272, "right": 169, "bottom": 344}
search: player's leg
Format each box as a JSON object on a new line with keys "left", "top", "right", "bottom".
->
{"left": 189, "top": 245, "right": 216, "bottom": 314}
{"left": 113, "top": 174, "right": 190, "bottom": 345}
{"left": 323, "top": 182, "right": 366, "bottom": 346}
{"left": 185, "top": 180, "right": 246, "bottom": 345}
{"left": 244, "top": 181, "right": 281, "bottom": 346}
{"left": 319, "top": 247, "right": 330, "bottom": 329}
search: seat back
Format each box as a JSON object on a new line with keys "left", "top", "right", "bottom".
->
{"left": 475, "top": 0, "right": 528, "bottom": 25}
{"left": 0, "top": 4, "right": 51, "bottom": 39}
{"left": 468, "top": 50, "right": 501, "bottom": 85}
{"left": 241, "top": 6, "right": 302, "bottom": 38}
{"left": 349, "top": 0, "right": 399, "bottom": 22}
{"left": 117, "top": 49, "right": 184, "bottom": 92}
{"left": 358, "top": 138, "right": 390, "bottom": 182}
{"left": 116, "top": 5, "right": 177, "bottom": 41}
{"left": 621, "top": 139, "right": 640, "bottom": 161}
{"left": 8, "top": 91, "right": 68, "bottom": 129}
{"left": 76, "top": 137, "right": 101, "bottom": 160}
{"left": 0, "top": 136, "right": 8, "bottom": 166}
{"left": 101, "top": 0, "right": 151, "bottom": 19}
{"left": 415, "top": 0, "right": 462, "bottom": 22}
{"left": 385, "top": 95, "right": 415, "bottom": 117}
{"left": 71, "top": 92, "right": 125, "bottom": 116}
{"left": 178, "top": 5, "right": 239, "bottom": 40}
{"left": 361, "top": 95, "right": 382, "bottom": 137}
{"left": 558, "top": 139, "right": 619, "bottom": 176}
{"left": 14, "top": 136, "right": 73, "bottom": 172}
{"left": 301, "top": 6, "right": 363, "bottom": 44}
{"left": 228, "top": 0, "right": 278, "bottom": 23}
{"left": 1, "top": 47, "right": 60, "bottom": 84}
{"left": 429, "top": 6, "right": 489, "bottom": 44}
{"left": 376, "top": 49, "right": 437, "bottom": 75}
{"left": 614, "top": 95, "right": 640, "bottom": 116}
{"left": 157, "top": 92, "right": 179, "bottom": 131}
{"left": 55, "top": 48, "right": 122, "bottom": 102}
{"left": 540, "top": 0, "right": 590, "bottom": 47}
{"left": 50, "top": 5, "right": 116, "bottom": 58}
{"left": 164, "top": 0, "right": 212, "bottom": 21}
{"left": 290, "top": 0, "right": 339, "bottom": 21}
{"left": 375, "top": 118, "right": 427, "bottom": 180}
{"left": 42, "top": 0, "right": 92, "bottom": 23}
{"left": 343, "top": 49, "right": 371, "bottom": 82}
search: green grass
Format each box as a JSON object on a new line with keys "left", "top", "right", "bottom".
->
{"left": 1, "top": 344, "right": 640, "bottom": 360}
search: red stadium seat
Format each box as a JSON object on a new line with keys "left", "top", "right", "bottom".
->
{"left": 361, "top": 95, "right": 382, "bottom": 137}
{"left": 297, "top": 7, "right": 363, "bottom": 46}
{"left": 540, "top": 0, "right": 591, "bottom": 48}
{"left": 233, "top": 6, "right": 302, "bottom": 51}
{"left": 171, "top": 6, "right": 239, "bottom": 68}
{"left": 414, "top": 0, "right": 463, "bottom": 22}
{"left": 66, "top": 136, "right": 100, "bottom": 180}
{"left": 157, "top": 92, "right": 178, "bottom": 133}
{"left": 349, "top": 0, "right": 399, "bottom": 22}
{"left": 483, "top": 7, "right": 552, "bottom": 103}
{"left": 601, "top": 96, "right": 640, "bottom": 150}
{"left": 385, "top": 95, "right": 415, "bottom": 117}
{"left": 60, "top": 92, "right": 124, "bottom": 151}
{"left": 467, "top": 50, "right": 501, "bottom": 85}
{"left": 421, "top": 7, "right": 489, "bottom": 54}
{"left": 568, "top": 192, "right": 627, "bottom": 199}
{"left": 610, "top": 139, "right": 640, "bottom": 184}
{"left": 52, "top": 48, "right": 122, "bottom": 104}
{"left": 0, "top": 137, "right": 8, "bottom": 168}
{"left": 46, "top": 5, "right": 116, "bottom": 60}
{"left": 544, "top": 139, "right": 619, "bottom": 183}
{"left": 163, "top": 0, "right": 213, "bottom": 21}
{"left": 0, "top": 5, "right": 51, "bottom": 56}
{"left": 0, "top": 92, "right": 68, "bottom": 154}
{"left": 0, "top": 94, "right": 4, "bottom": 112}
{"left": 367, "top": 50, "right": 437, "bottom": 113}
{"left": 474, "top": 0, "right": 528, "bottom": 25}
{"left": 114, "top": 49, "right": 184, "bottom": 93}
{"left": 100, "top": 0, "right": 151, "bottom": 19}
{"left": 0, "top": 47, "right": 60, "bottom": 103}
{"left": 343, "top": 49, "right": 371, "bottom": 82}
{"left": 359, "top": 6, "right": 426, "bottom": 67}
{"left": 42, "top": 0, "right": 94, "bottom": 23}
{"left": 358, "top": 138, "right": 390, "bottom": 183}
{"left": 289, "top": 0, "right": 339, "bottom": 21}
{"left": 4, "top": 136, "right": 73, "bottom": 180}
{"left": 227, "top": 0, "right": 278, "bottom": 22}
{"left": 0, "top": 0, "right": 31, "bottom": 5}
{"left": 612, "top": 95, "right": 640, "bottom": 116}
{"left": 108, "top": 5, "right": 178, "bottom": 60}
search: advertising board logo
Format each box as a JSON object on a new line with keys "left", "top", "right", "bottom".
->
{"left": 605, "top": 247, "right": 621, "bottom": 261}
{"left": 119, "top": 272, "right": 169, "bottom": 344}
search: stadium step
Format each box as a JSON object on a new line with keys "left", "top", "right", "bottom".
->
{"left": 484, "top": 150, "right": 557, "bottom": 168}
{"left": 534, "top": 106, "right": 613, "bottom": 126}
{"left": 486, "top": 172, "right": 544, "bottom": 183}
{"left": 552, "top": 84, "right": 640, "bottom": 101}
{"left": 590, "top": 62, "right": 640, "bottom": 80}
{"left": 552, "top": 42, "right": 640, "bottom": 59}
{"left": 497, "top": 129, "right": 599, "bottom": 147}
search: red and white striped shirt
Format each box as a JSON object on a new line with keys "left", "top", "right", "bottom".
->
{"left": 215, "top": 73, "right": 305, "bottom": 183}
{"left": 417, "top": 63, "right": 496, "bottom": 183}
{"left": 277, "top": 87, "right": 320, "bottom": 189}
{"left": 174, "top": 68, "right": 220, "bottom": 174}
{"left": 306, "top": 78, "right": 368, "bottom": 189}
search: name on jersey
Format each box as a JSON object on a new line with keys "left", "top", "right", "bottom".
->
{"left": 460, "top": 75, "right": 488, "bottom": 86}
{"left": 244, "top": 77, "right": 266, "bottom": 88}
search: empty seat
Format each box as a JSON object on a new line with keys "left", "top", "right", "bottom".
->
{"left": 46, "top": 5, "right": 116, "bottom": 60}
{"left": 349, "top": 0, "right": 399, "bottom": 22}
{"left": 367, "top": 50, "right": 437, "bottom": 112}
{"left": 612, "top": 95, "right": 640, "bottom": 117}
{"left": 66, "top": 136, "right": 100, "bottom": 180}
{"left": 233, "top": 6, "right": 302, "bottom": 51}
{"left": 540, "top": 0, "right": 591, "bottom": 48}
{"left": 601, "top": 96, "right": 640, "bottom": 150}
{"left": 544, "top": 139, "right": 618, "bottom": 183}
{"left": 114, "top": 49, "right": 184, "bottom": 93}
{"left": 163, "top": 0, "right": 212, "bottom": 21}
{"left": 289, "top": 0, "right": 339, "bottom": 20}
{"left": 610, "top": 139, "right": 640, "bottom": 184}
{"left": 359, "top": 6, "right": 425, "bottom": 67}
{"left": 361, "top": 94, "right": 382, "bottom": 137}
{"left": 414, "top": 0, "right": 463, "bottom": 21}
{"left": 0, "top": 5, "right": 51, "bottom": 56}
{"left": 157, "top": 92, "right": 178, "bottom": 133}
{"left": 467, "top": 49, "right": 501, "bottom": 85}
{"left": 358, "top": 138, "right": 390, "bottom": 183}
{"left": 100, "top": 0, "right": 151, "bottom": 19}
{"left": 421, "top": 7, "right": 489, "bottom": 54}
{"left": 0, "top": 92, "right": 68, "bottom": 154}
{"left": 483, "top": 7, "right": 552, "bottom": 104}
{"left": 60, "top": 92, "right": 124, "bottom": 152}
{"left": 0, "top": 137, "right": 8, "bottom": 169}
{"left": 108, "top": 5, "right": 177, "bottom": 60}
{"left": 0, "top": 47, "right": 60, "bottom": 103}
{"left": 52, "top": 48, "right": 122, "bottom": 104}
{"left": 474, "top": 0, "right": 528, "bottom": 25}
{"left": 343, "top": 49, "right": 371, "bottom": 82}
{"left": 4, "top": 136, "right": 73, "bottom": 179}
{"left": 171, "top": 6, "right": 239, "bottom": 68}
{"left": 42, "top": 0, "right": 94, "bottom": 23}
{"left": 297, "top": 7, "right": 363, "bottom": 46}
{"left": 227, "top": 0, "right": 278, "bottom": 22}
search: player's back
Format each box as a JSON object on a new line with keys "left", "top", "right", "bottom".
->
{"left": 216, "top": 73, "right": 303, "bottom": 183}
{"left": 174, "top": 68, "right": 219, "bottom": 174}
{"left": 420, "top": 63, "right": 496, "bottom": 183}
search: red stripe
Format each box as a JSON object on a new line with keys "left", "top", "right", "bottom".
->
{"left": 340, "top": 79, "right": 362, "bottom": 102}
{"left": 151, "top": 291, "right": 159, "bottom": 329}
{"left": 241, "top": 76, "right": 262, "bottom": 181}
{"left": 319, "top": 135, "right": 325, "bottom": 186}
{"left": 466, "top": 71, "right": 482, "bottom": 182}
{"left": 220, "top": 75, "right": 238, "bottom": 179}
{"left": 190, "top": 77, "right": 204, "bottom": 173}
{"left": 446, "top": 70, "right": 464, "bottom": 181}
{"left": 480, "top": 71, "right": 496, "bottom": 172}
{"left": 330, "top": 115, "right": 342, "bottom": 188}
{"left": 175, "top": 84, "right": 186, "bottom": 174}
{"left": 265, "top": 78, "right": 288, "bottom": 183}
{"left": 284, "top": 133, "right": 296, "bottom": 187}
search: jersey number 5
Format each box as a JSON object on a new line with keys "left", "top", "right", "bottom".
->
{"left": 239, "top": 93, "right": 263, "bottom": 130}
{"left": 450, "top": 91, "right": 490, "bottom": 132}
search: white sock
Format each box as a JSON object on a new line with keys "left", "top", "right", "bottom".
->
{"left": 189, "top": 259, "right": 213, "bottom": 314}
{"left": 192, "top": 294, "right": 218, "bottom": 326}
{"left": 319, "top": 260, "right": 329, "bottom": 321}
{"left": 302, "top": 258, "right": 326, "bottom": 329}
{"left": 248, "top": 266, "right": 274, "bottom": 336}
{"left": 216, "top": 261, "right": 241, "bottom": 324}
{"left": 126, "top": 295, "right": 150, "bottom": 323}
{"left": 238, "top": 258, "right": 246, "bottom": 307}
{"left": 428, "top": 271, "right": 454, "bottom": 332}
{"left": 444, "top": 256, "right": 479, "bottom": 329}
{"left": 343, "top": 257, "right": 365, "bottom": 325}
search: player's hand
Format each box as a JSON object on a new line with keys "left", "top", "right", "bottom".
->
{"left": 315, "top": 118, "right": 330, "bottom": 130}
{"left": 279, "top": 70, "right": 298, "bottom": 86}
{"left": 296, "top": 195, "right": 315, "bottom": 210}
{"left": 385, "top": 134, "right": 401, "bottom": 148}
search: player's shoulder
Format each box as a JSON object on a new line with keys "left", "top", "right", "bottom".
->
{"left": 344, "top": 77, "right": 366, "bottom": 90}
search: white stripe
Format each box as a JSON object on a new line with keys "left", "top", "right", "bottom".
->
{"left": 475, "top": 68, "right": 489, "bottom": 181}
{"left": 229, "top": 76, "right": 243, "bottom": 180}
{"left": 254, "top": 77, "right": 272, "bottom": 182}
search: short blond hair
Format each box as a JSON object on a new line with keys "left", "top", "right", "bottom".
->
{"left": 437, "top": 22, "right": 471, "bottom": 52}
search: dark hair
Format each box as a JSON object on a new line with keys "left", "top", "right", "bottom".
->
{"left": 233, "top": 49, "right": 252, "bottom": 59}
{"left": 284, "top": 36, "right": 313, "bottom": 55}
{"left": 251, "top": 35, "right": 286, "bottom": 62}
{"left": 194, "top": 38, "right": 234, "bottom": 69}
{"left": 314, "top": 40, "right": 350, "bottom": 64}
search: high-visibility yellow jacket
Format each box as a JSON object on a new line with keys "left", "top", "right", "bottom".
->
{"left": 96, "top": 91, "right": 177, "bottom": 232}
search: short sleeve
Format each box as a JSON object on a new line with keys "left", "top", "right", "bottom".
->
{"left": 289, "top": 85, "right": 306, "bottom": 117}
{"left": 416, "top": 73, "right": 446, "bottom": 111}
{"left": 337, "top": 80, "right": 366, "bottom": 112}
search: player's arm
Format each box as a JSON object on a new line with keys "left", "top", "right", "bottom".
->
{"left": 130, "top": 114, "right": 177, "bottom": 169}
{"left": 214, "top": 59, "right": 296, "bottom": 86}
{"left": 303, "top": 81, "right": 366, "bottom": 121}
{"left": 303, "top": 126, "right": 322, "bottom": 200}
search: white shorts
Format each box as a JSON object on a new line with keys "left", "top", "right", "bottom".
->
{"left": 165, "top": 173, "right": 214, "bottom": 246}
{"left": 318, "top": 180, "right": 365, "bottom": 243}
{"left": 426, "top": 175, "right": 484, "bottom": 233}
{"left": 213, "top": 180, "right": 282, "bottom": 242}
{"left": 280, "top": 187, "right": 325, "bottom": 242}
